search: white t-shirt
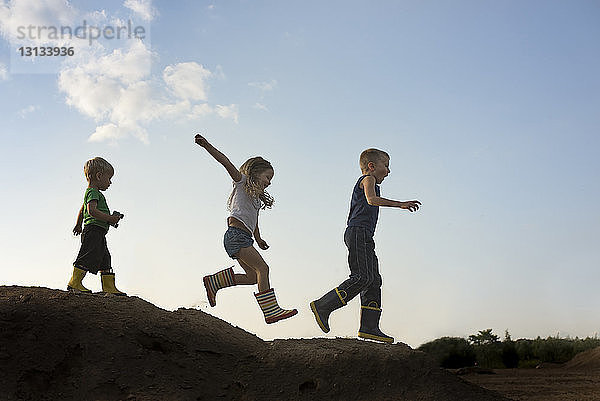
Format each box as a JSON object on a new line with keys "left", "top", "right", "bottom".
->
{"left": 227, "top": 174, "right": 261, "bottom": 233}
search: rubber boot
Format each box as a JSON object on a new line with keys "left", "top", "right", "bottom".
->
{"left": 254, "top": 288, "right": 297, "bottom": 324}
{"left": 357, "top": 303, "right": 394, "bottom": 343}
{"left": 67, "top": 267, "right": 92, "bottom": 293}
{"left": 203, "top": 267, "right": 236, "bottom": 307}
{"left": 100, "top": 271, "right": 127, "bottom": 296}
{"left": 310, "top": 288, "right": 347, "bottom": 333}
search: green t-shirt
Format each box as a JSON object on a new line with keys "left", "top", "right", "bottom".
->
{"left": 83, "top": 187, "right": 110, "bottom": 229}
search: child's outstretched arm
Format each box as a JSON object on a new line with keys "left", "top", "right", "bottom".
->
{"left": 363, "top": 176, "right": 421, "bottom": 212}
{"left": 73, "top": 204, "right": 84, "bottom": 235}
{"left": 194, "top": 134, "right": 242, "bottom": 182}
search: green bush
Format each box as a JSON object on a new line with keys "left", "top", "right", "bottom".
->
{"left": 501, "top": 341, "right": 519, "bottom": 368}
{"left": 474, "top": 342, "right": 504, "bottom": 368}
{"left": 418, "top": 330, "right": 600, "bottom": 369}
{"left": 417, "top": 337, "right": 476, "bottom": 369}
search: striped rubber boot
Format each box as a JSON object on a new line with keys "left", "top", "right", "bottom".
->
{"left": 67, "top": 267, "right": 92, "bottom": 293}
{"left": 357, "top": 303, "right": 394, "bottom": 343}
{"left": 203, "top": 267, "right": 236, "bottom": 307}
{"left": 254, "top": 288, "right": 298, "bottom": 324}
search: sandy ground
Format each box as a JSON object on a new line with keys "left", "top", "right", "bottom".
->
{"left": 463, "top": 346, "right": 600, "bottom": 400}
{"left": 0, "top": 286, "right": 509, "bottom": 400}
{"left": 462, "top": 367, "right": 600, "bottom": 401}
{"left": 3, "top": 286, "right": 600, "bottom": 400}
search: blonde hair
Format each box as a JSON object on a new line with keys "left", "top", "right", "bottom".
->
{"left": 238, "top": 156, "right": 274, "bottom": 209}
{"left": 84, "top": 157, "right": 113, "bottom": 182}
{"left": 359, "top": 148, "right": 389, "bottom": 173}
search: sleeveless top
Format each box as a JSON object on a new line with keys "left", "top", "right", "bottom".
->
{"left": 347, "top": 175, "right": 380, "bottom": 235}
{"left": 227, "top": 174, "right": 261, "bottom": 233}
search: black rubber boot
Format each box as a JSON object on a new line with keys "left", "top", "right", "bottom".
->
{"left": 310, "top": 288, "right": 346, "bottom": 333}
{"left": 357, "top": 304, "right": 394, "bottom": 343}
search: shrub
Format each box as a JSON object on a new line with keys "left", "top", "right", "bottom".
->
{"left": 420, "top": 332, "right": 600, "bottom": 369}
{"left": 474, "top": 342, "right": 504, "bottom": 368}
{"left": 418, "top": 337, "right": 476, "bottom": 369}
{"left": 501, "top": 341, "right": 519, "bottom": 368}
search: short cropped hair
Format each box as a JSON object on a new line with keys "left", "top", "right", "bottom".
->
{"left": 359, "top": 148, "right": 389, "bottom": 173}
{"left": 84, "top": 157, "right": 113, "bottom": 182}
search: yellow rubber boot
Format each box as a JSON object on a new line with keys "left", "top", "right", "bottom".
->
{"left": 101, "top": 272, "right": 127, "bottom": 296}
{"left": 67, "top": 267, "right": 92, "bottom": 293}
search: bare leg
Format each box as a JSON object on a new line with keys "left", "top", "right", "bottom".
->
{"left": 234, "top": 259, "right": 258, "bottom": 285}
{"left": 235, "top": 246, "right": 270, "bottom": 292}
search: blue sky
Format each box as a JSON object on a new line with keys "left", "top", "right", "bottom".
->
{"left": 1, "top": 0, "right": 599, "bottom": 347}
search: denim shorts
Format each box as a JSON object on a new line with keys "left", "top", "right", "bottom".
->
{"left": 223, "top": 226, "right": 254, "bottom": 259}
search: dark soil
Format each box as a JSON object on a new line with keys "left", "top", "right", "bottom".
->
{"left": 461, "top": 346, "right": 600, "bottom": 400}
{"left": 0, "top": 286, "right": 510, "bottom": 400}
{"left": 563, "top": 346, "right": 600, "bottom": 371}
{"left": 462, "top": 366, "right": 600, "bottom": 401}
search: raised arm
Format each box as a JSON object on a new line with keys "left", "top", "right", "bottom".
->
{"left": 195, "top": 134, "right": 242, "bottom": 182}
{"left": 362, "top": 175, "right": 421, "bottom": 212}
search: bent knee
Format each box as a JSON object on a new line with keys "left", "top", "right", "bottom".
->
{"left": 256, "top": 264, "right": 269, "bottom": 276}
{"left": 244, "top": 271, "right": 258, "bottom": 284}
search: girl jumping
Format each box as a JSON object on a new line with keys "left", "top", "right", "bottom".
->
{"left": 194, "top": 134, "right": 297, "bottom": 324}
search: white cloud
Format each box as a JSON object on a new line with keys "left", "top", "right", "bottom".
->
{"left": 190, "top": 103, "right": 214, "bottom": 118}
{"left": 253, "top": 102, "right": 268, "bottom": 111}
{"left": 123, "top": 0, "right": 156, "bottom": 22}
{"left": 58, "top": 40, "right": 152, "bottom": 121}
{"left": 0, "top": 62, "right": 7, "bottom": 80}
{"left": 3, "top": 0, "right": 237, "bottom": 143}
{"left": 248, "top": 79, "right": 277, "bottom": 92}
{"left": 163, "top": 62, "right": 212, "bottom": 101}
{"left": 248, "top": 79, "right": 276, "bottom": 113}
{"left": 0, "top": 0, "right": 76, "bottom": 44}
{"left": 89, "top": 121, "right": 148, "bottom": 143}
{"left": 89, "top": 123, "right": 126, "bottom": 142}
{"left": 215, "top": 104, "right": 239, "bottom": 124}
{"left": 213, "top": 64, "right": 225, "bottom": 80}
{"left": 81, "top": 42, "right": 152, "bottom": 84}
{"left": 19, "top": 105, "right": 38, "bottom": 118}
{"left": 58, "top": 41, "right": 155, "bottom": 143}
{"left": 58, "top": 40, "right": 238, "bottom": 143}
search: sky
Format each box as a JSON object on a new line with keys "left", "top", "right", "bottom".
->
{"left": 1, "top": 0, "right": 599, "bottom": 348}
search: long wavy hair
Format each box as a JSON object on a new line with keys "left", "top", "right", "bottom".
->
{"left": 231, "top": 156, "right": 274, "bottom": 210}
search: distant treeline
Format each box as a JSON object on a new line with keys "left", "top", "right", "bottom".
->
{"left": 417, "top": 329, "right": 600, "bottom": 369}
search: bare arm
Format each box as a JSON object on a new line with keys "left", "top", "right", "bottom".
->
{"left": 362, "top": 175, "right": 421, "bottom": 212}
{"left": 254, "top": 216, "right": 269, "bottom": 250}
{"left": 87, "top": 200, "right": 122, "bottom": 225}
{"left": 194, "top": 134, "right": 242, "bottom": 182}
{"left": 253, "top": 224, "right": 261, "bottom": 241}
{"left": 73, "top": 204, "right": 84, "bottom": 235}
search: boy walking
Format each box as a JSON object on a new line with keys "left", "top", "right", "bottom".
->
{"left": 68, "top": 157, "right": 126, "bottom": 295}
{"left": 310, "top": 148, "right": 420, "bottom": 343}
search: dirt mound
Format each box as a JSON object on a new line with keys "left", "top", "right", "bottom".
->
{"left": 563, "top": 347, "right": 600, "bottom": 371}
{"left": 0, "top": 286, "right": 510, "bottom": 400}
